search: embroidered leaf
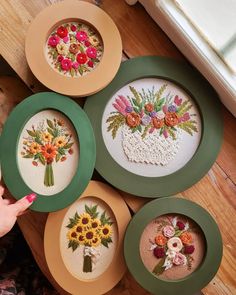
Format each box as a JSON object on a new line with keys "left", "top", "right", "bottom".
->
{"left": 27, "top": 130, "right": 36, "bottom": 137}
{"left": 58, "top": 148, "right": 65, "bottom": 155}
{"left": 100, "top": 211, "right": 113, "bottom": 226}
{"left": 78, "top": 66, "right": 83, "bottom": 75}
{"left": 107, "top": 115, "right": 125, "bottom": 139}
{"left": 64, "top": 142, "right": 74, "bottom": 149}
{"left": 101, "top": 238, "right": 109, "bottom": 248}
{"left": 71, "top": 240, "right": 79, "bottom": 252}
{"left": 166, "top": 127, "right": 176, "bottom": 140}
{"left": 174, "top": 229, "right": 183, "bottom": 237}
{"left": 186, "top": 254, "right": 193, "bottom": 270}
{"left": 142, "top": 124, "right": 151, "bottom": 139}
{"left": 47, "top": 119, "right": 54, "bottom": 129}
{"left": 133, "top": 106, "right": 140, "bottom": 113}
{"left": 106, "top": 114, "right": 123, "bottom": 123}
{"left": 159, "top": 127, "right": 164, "bottom": 136}
{"left": 155, "top": 84, "right": 167, "bottom": 102}
{"left": 137, "top": 125, "right": 142, "bottom": 133}
{"left": 85, "top": 204, "right": 99, "bottom": 219}
{"left": 152, "top": 257, "right": 166, "bottom": 276}
{"left": 56, "top": 153, "right": 61, "bottom": 162}
{"left": 38, "top": 154, "right": 46, "bottom": 165}
{"left": 180, "top": 121, "right": 198, "bottom": 133}
{"left": 132, "top": 98, "right": 140, "bottom": 108}
{"left": 70, "top": 68, "right": 75, "bottom": 77}
{"left": 79, "top": 45, "right": 84, "bottom": 53}
{"left": 47, "top": 128, "right": 54, "bottom": 136}
{"left": 129, "top": 86, "right": 141, "bottom": 104}
{"left": 23, "top": 154, "right": 34, "bottom": 159}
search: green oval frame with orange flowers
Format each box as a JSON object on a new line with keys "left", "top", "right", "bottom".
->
{"left": 0, "top": 92, "right": 96, "bottom": 212}
{"left": 124, "top": 197, "right": 223, "bottom": 295}
{"left": 84, "top": 56, "right": 223, "bottom": 197}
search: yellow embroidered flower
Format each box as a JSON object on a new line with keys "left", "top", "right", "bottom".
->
{"left": 84, "top": 229, "right": 96, "bottom": 246}
{"left": 75, "top": 225, "right": 84, "bottom": 234}
{"left": 54, "top": 136, "right": 66, "bottom": 148}
{"left": 56, "top": 43, "right": 69, "bottom": 55}
{"left": 78, "top": 213, "right": 91, "bottom": 227}
{"left": 91, "top": 218, "right": 101, "bottom": 230}
{"left": 42, "top": 132, "right": 53, "bottom": 142}
{"left": 23, "top": 140, "right": 28, "bottom": 145}
{"left": 89, "top": 36, "right": 100, "bottom": 47}
{"left": 91, "top": 236, "right": 101, "bottom": 247}
{"left": 29, "top": 142, "right": 41, "bottom": 154}
{"left": 77, "top": 233, "right": 85, "bottom": 245}
{"left": 67, "top": 228, "right": 78, "bottom": 241}
{"left": 99, "top": 224, "right": 112, "bottom": 239}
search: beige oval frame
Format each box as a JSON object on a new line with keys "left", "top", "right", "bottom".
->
{"left": 25, "top": 0, "right": 122, "bottom": 97}
{"left": 44, "top": 180, "right": 131, "bottom": 295}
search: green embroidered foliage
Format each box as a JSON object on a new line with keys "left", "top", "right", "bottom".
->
{"left": 101, "top": 237, "right": 113, "bottom": 248}
{"left": 166, "top": 127, "right": 176, "bottom": 140}
{"left": 177, "top": 100, "right": 193, "bottom": 116}
{"left": 155, "top": 84, "right": 167, "bottom": 102}
{"left": 178, "top": 121, "right": 198, "bottom": 136}
{"left": 129, "top": 86, "right": 142, "bottom": 104}
{"left": 68, "top": 240, "right": 79, "bottom": 252}
{"left": 66, "top": 212, "right": 80, "bottom": 228}
{"left": 152, "top": 257, "right": 166, "bottom": 276}
{"left": 106, "top": 114, "right": 125, "bottom": 139}
{"left": 142, "top": 124, "right": 151, "bottom": 139}
{"left": 26, "top": 130, "right": 36, "bottom": 137}
{"left": 186, "top": 254, "right": 193, "bottom": 270}
{"left": 100, "top": 211, "right": 113, "bottom": 226}
{"left": 85, "top": 204, "right": 99, "bottom": 219}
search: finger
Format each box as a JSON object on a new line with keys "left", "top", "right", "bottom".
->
{"left": 2, "top": 199, "right": 12, "bottom": 205}
{"left": 10, "top": 193, "right": 37, "bottom": 215}
{"left": 0, "top": 185, "right": 4, "bottom": 200}
{"left": 17, "top": 209, "right": 30, "bottom": 217}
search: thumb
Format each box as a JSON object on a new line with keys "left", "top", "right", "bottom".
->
{"left": 11, "top": 193, "right": 37, "bottom": 215}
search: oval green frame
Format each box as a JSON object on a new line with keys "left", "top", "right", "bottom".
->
{"left": 0, "top": 92, "right": 96, "bottom": 212}
{"left": 84, "top": 56, "right": 223, "bottom": 197}
{"left": 124, "top": 197, "right": 223, "bottom": 295}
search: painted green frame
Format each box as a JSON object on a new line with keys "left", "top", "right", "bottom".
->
{"left": 124, "top": 197, "right": 223, "bottom": 295}
{"left": 84, "top": 56, "right": 223, "bottom": 197}
{"left": 0, "top": 92, "right": 96, "bottom": 212}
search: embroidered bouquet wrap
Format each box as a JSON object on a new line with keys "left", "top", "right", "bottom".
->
{"left": 106, "top": 84, "right": 198, "bottom": 166}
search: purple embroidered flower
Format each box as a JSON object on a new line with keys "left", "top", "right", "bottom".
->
{"left": 168, "top": 105, "right": 177, "bottom": 113}
{"left": 125, "top": 106, "right": 133, "bottom": 113}
{"left": 141, "top": 115, "right": 151, "bottom": 126}
{"left": 153, "top": 247, "right": 165, "bottom": 258}
{"left": 150, "top": 111, "right": 157, "bottom": 118}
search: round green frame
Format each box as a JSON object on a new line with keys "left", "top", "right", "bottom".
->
{"left": 84, "top": 56, "right": 223, "bottom": 197}
{"left": 124, "top": 197, "right": 223, "bottom": 295}
{"left": 0, "top": 92, "right": 96, "bottom": 212}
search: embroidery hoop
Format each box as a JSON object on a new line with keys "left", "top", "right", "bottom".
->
{"left": 84, "top": 56, "right": 223, "bottom": 197}
{"left": 0, "top": 92, "right": 96, "bottom": 212}
{"left": 44, "top": 181, "right": 131, "bottom": 295}
{"left": 25, "top": 0, "right": 122, "bottom": 97}
{"left": 124, "top": 197, "right": 222, "bottom": 295}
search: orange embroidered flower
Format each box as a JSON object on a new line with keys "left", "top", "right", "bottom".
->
{"left": 41, "top": 144, "right": 57, "bottom": 160}
{"left": 180, "top": 232, "right": 193, "bottom": 245}
{"left": 152, "top": 117, "right": 164, "bottom": 129}
{"left": 126, "top": 112, "right": 141, "bottom": 127}
{"left": 145, "top": 103, "right": 154, "bottom": 112}
{"left": 155, "top": 234, "right": 167, "bottom": 246}
{"left": 164, "top": 112, "right": 179, "bottom": 127}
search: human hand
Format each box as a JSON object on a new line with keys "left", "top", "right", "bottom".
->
{"left": 0, "top": 186, "right": 37, "bottom": 237}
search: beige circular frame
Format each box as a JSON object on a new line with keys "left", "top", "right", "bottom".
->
{"left": 25, "top": 0, "right": 122, "bottom": 97}
{"left": 44, "top": 180, "right": 131, "bottom": 295}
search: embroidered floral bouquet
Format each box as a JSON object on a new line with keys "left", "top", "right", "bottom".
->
{"left": 66, "top": 204, "right": 113, "bottom": 273}
{"left": 47, "top": 22, "right": 103, "bottom": 77}
{"left": 150, "top": 217, "right": 195, "bottom": 276}
{"left": 21, "top": 118, "right": 74, "bottom": 187}
{"left": 106, "top": 84, "right": 198, "bottom": 166}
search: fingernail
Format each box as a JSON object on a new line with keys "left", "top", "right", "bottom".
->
{"left": 26, "top": 193, "right": 37, "bottom": 203}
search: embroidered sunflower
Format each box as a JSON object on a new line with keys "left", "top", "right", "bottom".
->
{"left": 54, "top": 136, "right": 66, "bottom": 148}
{"left": 84, "top": 229, "right": 96, "bottom": 246}
{"left": 67, "top": 228, "right": 78, "bottom": 241}
{"left": 91, "top": 236, "right": 101, "bottom": 247}
{"left": 75, "top": 225, "right": 83, "bottom": 233}
{"left": 77, "top": 233, "right": 85, "bottom": 245}
{"left": 42, "top": 132, "right": 53, "bottom": 142}
{"left": 29, "top": 142, "right": 41, "bottom": 154}
{"left": 91, "top": 218, "right": 101, "bottom": 230}
{"left": 78, "top": 213, "right": 91, "bottom": 228}
{"left": 99, "top": 225, "right": 112, "bottom": 239}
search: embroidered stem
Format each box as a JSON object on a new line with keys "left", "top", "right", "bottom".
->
{"left": 83, "top": 254, "right": 92, "bottom": 273}
{"left": 44, "top": 163, "right": 54, "bottom": 187}
{"left": 152, "top": 257, "right": 165, "bottom": 276}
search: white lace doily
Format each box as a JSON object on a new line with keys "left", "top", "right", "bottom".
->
{"left": 122, "top": 125, "right": 182, "bottom": 166}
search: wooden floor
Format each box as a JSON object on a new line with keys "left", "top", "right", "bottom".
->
{"left": 0, "top": 1, "right": 236, "bottom": 294}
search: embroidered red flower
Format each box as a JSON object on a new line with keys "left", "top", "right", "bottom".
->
{"left": 84, "top": 40, "right": 91, "bottom": 47}
{"left": 61, "top": 58, "right": 72, "bottom": 71}
{"left": 76, "top": 53, "right": 87, "bottom": 64}
{"left": 184, "top": 245, "right": 195, "bottom": 254}
{"left": 164, "top": 112, "right": 179, "bottom": 127}
{"left": 87, "top": 60, "right": 94, "bottom": 68}
{"left": 70, "top": 24, "right": 77, "bottom": 32}
{"left": 152, "top": 117, "right": 164, "bottom": 129}
{"left": 176, "top": 221, "right": 185, "bottom": 230}
{"left": 153, "top": 247, "right": 165, "bottom": 258}
{"left": 76, "top": 30, "right": 88, "bottom": 41}
{"left": 48, "top": 35, "right": 60, "bottom": 47}
{"left": 86, "top": 47, "right": 97, "bottom": 59}
{"left": 57, "top": 26, "right": 68, "bottom": 38}
{"left": 57, "top": 55, "right": 64, "bottom": 62}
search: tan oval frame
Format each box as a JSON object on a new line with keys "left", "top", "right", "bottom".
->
{"left": 25, "top": 0, "right": 122, "bottom": 97}
{"left": 44, "top": 180, "right": 131, "bottom": 295}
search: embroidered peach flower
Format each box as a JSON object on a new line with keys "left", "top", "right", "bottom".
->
{"left": 163, "top": 225, "right": 175, "bottom": 238}
{"left": 54, "top": 136, "right": 66, "bottom": 148}
{"left": 69, "top": 43, "right": 79, "bottom": 54}
{"left": 152, "top": 117, "right": 164, "bottom": 129}
{"left": 155, "top": 234, "right": 167, "bottom": 246}
{"left": 29, "top": 142, "right": 41, "bottom": 154}
{"left": 42, "top": 132, "right": 53, "bottom": 142}
{"left": 56, "top": 43, "right": 69, "bottom": 56}
{"left": 126, "top": 112, "right": 141, "bottom": 128}
{"left": 173, "top": 252, "right": 187, "bottom": 266}
{"left": 164, "top": 112, "right": 179, "bottom": 127}
{"left": 167, "top": 237, "right": 183, "bottom": 252}
{"left": 180, "top": 232, "right": 193, "bottom": 245}
{"left": 145, "top": 103, "right": 154, "bottom": 112}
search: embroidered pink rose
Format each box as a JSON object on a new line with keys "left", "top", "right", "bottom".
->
{"left": 173, "top": 252, "right": 187, "bottom": 266}
{"left": 76, "top": 30, "right": 88, "bottom": 41}
{"left": 72, "top": 62, "right": 79, "bottom": 69}
{"left": 63, "top": 36, "right": 69, "bottom": 43}
{"left": 48, "top": 35, "right": 60, "bottom": 47}
{"left": 86, "top": 47, "right": 97, "bottom": 59}
{"left": 61, "top": 58, "right": 72, "bottom": 71}
{"left": 174, "top": 95, "right": 182, "bottom": 106}
{"left": 163, "top": 225, "right": 175, "bottom": 238}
